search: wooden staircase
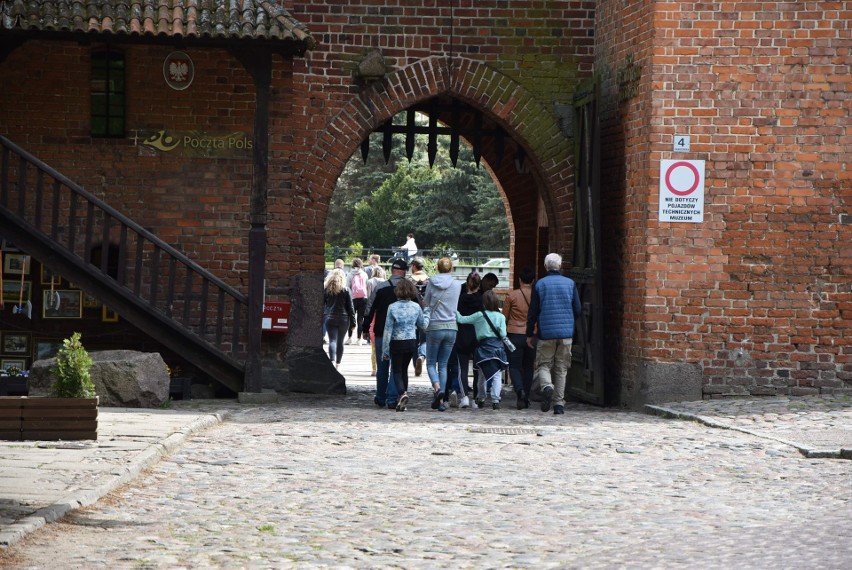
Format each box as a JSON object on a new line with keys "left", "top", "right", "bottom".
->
{"left": 0, "top": 136, "right": 247, "bottom": 393}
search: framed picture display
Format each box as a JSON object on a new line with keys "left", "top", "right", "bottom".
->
{"left": 40, "top": 265, "right": 62, "bottom": 285}
{"left": 34, "top": 339, "right": 62, "bottom": 360}
{"left": 1, "top": 332, "right": 30, "bottom": 355}
{"left": 102, "top": 305, "right": 119, "bottom": 323}
{"left": 1, "top": 358, "right": 26, "bottom": 374}
{"left": 42, "top": 289, "right": 83, "bottom": 318}
{"left": 3, "top": 254, "right": 30, "bottom": 275}
{"left": 1, "top": 239, "right": 21, "bottom": 252}
{"left": 83, "top": 292, "right": 100, "bottom": 308}
{"left": 2, "top": 281, "right": 31, "bottom": 303}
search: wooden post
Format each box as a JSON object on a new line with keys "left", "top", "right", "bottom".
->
{"left": 233, "top": 48, "right": 272, "bottom": 393}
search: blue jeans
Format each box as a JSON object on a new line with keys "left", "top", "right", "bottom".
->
{"left": 426, "top": 329, "right": 457, "bottom": 392}
{"left": 373, "top": 336, "right": 397, "bottom": 405}
{"left": 445, "top": 346, "right": 462, "bottom": 399}
{"left": 325, "top": 316, "right": 348, "bottom": 365}
{"left": 417, "top": 329, "right": 427, "bottom": 360}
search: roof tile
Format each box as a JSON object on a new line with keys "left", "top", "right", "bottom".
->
{"left": 0, "top": 0, "right": 316, "bottom": 49}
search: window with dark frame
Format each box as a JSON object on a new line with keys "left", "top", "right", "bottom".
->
{"left": 91, "top": 48, "right": 126, "bottom": 137}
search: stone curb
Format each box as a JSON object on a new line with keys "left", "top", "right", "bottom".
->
{"left": 0, "top": 410, "right": 231, "bottom": 549}
{"left": 645, "top": 404, "right": 846, "bottom": 460}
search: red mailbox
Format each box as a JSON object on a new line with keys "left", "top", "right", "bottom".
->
{"left": 262, "top": 301, "right": 290, "bottom": 333}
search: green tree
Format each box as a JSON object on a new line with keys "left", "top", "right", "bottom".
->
{"left": 330, "top": 111, "right": 510, "bottom": 251}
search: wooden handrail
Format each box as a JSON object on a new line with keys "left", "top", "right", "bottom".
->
{"left": 0, "top": 135, "right": 246, "bottom": 303}
{"left": 0, "top": 135, "right": 248, "bottom": 378}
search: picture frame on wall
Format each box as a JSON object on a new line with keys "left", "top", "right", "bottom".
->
{"left": 3, "top": 254, "right": 30, "bottom": 275}
{"left": 2, "top": 281, "right": 31, "bottom": 303}
{"left": 34, "top": 339, "right": 62, "bottom": 360}
{"left": 42, "top": 290, "right": 83, "bottom": 319}
{"left": 102, "top": 305, "right": 119, "bottom": 323}
{"left": 40, "top": 265, "right": 62, "bottom": 286}
{"left": 1, "top": 358, "right": 26, "bottom": 374}
{"left": 1, "top": 332, "right": 30, "bottom": 355}
{"left": 1, "top": 239, "right": 21, "bottom": 252}
{"left": 83, "top": 293, "right": 100, "bottom": 308}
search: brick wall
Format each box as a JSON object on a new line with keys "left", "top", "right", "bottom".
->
{"left": 269, "top": 0, "right": 596, "bottom": 294}
{"left": 597, "top": 1, "right": 851, "bottom": 400}
{"left": 0, "top": 43, "right": 259, "bottom": 285}
{"left": 3, "top": 2, "right": 846, "bottom": 402}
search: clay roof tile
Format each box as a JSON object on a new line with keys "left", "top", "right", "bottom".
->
{"left": 0, "top": 0, "right": 316, "bottom": 50}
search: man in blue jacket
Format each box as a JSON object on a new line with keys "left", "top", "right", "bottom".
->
{"left": 526, "top": 253, "right": 582, "bottom": 415}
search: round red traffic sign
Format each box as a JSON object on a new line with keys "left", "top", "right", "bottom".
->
{"left": 664, "top": 161, "right": 700, "bottom": 196}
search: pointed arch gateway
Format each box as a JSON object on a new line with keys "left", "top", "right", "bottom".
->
{"left": 287, "top": 56, "right": 586, "bottom": 397}
{"left": 304, "top": 56, "right": 575, "bottom": 263}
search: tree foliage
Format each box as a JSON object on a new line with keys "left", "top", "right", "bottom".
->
{"left": 51, "top": 332, "right": 96, "bottom": 398}
{"left": 326, "top": 113, "right": 510, "bottom": 251}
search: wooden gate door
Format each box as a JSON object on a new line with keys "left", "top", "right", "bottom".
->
{"left": 565, "top": 79, "right": 605, "bottom": 405}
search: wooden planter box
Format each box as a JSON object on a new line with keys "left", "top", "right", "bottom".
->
{"left": 0, "top": 397, "right": 98, "bottom": 441}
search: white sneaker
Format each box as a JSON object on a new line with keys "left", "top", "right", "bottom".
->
{"left": 460, "top": 396, "right": 471, "bottom": 408}
{"left": 356, "top": 338, "right": 362, "bottom": 346}
{"left": 345, "top": 338, "right": 352, "bottom": 345}
{"left": 449, "top": 391, "right": 459, "bottom": 408}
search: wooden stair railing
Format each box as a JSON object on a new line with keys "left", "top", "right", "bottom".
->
{"left": 0, "top": 135, "right": 247, "bottom": 393}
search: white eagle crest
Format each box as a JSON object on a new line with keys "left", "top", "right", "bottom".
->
{"left": 170, "top": 61, "right": 189, "bottom": 82}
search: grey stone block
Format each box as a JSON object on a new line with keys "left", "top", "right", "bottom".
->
{"left": 633, "top": 361, "right": 703, "bottom": 409}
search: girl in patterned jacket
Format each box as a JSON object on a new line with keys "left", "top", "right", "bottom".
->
{"left": 382, "top": 279, "right": 430, "bottom": 411}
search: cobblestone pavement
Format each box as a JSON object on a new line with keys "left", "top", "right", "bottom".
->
{"left": 1, "top": 372, "right": 850, "bottom": 569}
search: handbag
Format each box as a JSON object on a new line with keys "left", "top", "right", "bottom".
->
{"left": 481, "top": 310, "right": 515, "bottom": 353}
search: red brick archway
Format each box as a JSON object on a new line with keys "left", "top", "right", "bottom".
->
{"left": 298, "top": 56, "right": 575, "bottom": 268}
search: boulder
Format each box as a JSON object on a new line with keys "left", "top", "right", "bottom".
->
{"left": 30, "top": 350, "right": 170, "bottom": 408}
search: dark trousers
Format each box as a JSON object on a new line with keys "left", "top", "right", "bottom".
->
{"left": 325, "top": 316, "right": 349, "bottom": 364}
{"left": 507, "top": 332, "right": 535, "bottom": 396}
{"left": 457, "top": 349, "right": 479, "bottom": 400}
{"left": 350, "top": 297, "right": 367, "bottom": 338}
{"left": 390, "top": 339, "right": 417, "bottom": 396}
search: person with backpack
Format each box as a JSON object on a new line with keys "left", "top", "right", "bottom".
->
{"left": 346, "top": 258, "right": 369, "bottom": 345}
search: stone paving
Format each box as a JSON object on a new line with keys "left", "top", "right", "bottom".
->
{"left": 0, "top": 342, "right": 850, "bottom": 569}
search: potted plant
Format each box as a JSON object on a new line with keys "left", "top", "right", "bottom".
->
{"left": 16, "top": 332, "right": 99, "bottom": 441}
{"left": 0, "top": 364, "right": 29, "bottom": 396}
{"left": 50, "top": 332, "right": 96, "bottom": 399}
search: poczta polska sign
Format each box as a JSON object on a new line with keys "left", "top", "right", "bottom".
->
{"left": 135, "top": 130, "right": 253, "bottom": 158}
{"left": 658, "top": 159, "right": 705, "bottom": 223}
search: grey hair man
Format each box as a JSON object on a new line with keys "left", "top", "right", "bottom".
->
{"left": 525, "top": 252, "right": 582, "bottom": 415}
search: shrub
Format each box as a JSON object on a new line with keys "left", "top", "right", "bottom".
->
{"left": 51, "top": 332, "right": 96, "bottom": 398}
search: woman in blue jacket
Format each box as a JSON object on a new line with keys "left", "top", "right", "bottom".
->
{"left": 382, "top": 279, "right": 430, "bottom": 411}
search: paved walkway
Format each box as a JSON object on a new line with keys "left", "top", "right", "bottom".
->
{"left": 0, "top": 342, "right": 849, "bottom": 568}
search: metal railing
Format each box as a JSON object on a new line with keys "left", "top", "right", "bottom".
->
{"left": 324, "top": 246, "right": 509, "bottom": 267}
